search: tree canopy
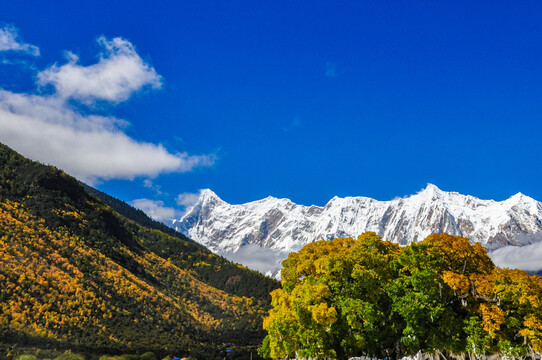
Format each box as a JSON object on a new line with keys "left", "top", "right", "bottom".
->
{"left": 259, "top": 232, "right": 542, "bottom": 360}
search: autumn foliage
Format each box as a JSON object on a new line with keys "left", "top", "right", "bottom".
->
{"left": 260, "top": 233, "right": 542, "bottom": 360}
{"left": 0, "top": 143, "right": 279, "bottom": 359}
{"left": 0, "top": 199, "right": 267, "bottom": 357}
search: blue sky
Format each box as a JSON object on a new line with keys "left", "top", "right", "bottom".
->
{"left": 1, "top": 1, "right": 542, "bottom": 217}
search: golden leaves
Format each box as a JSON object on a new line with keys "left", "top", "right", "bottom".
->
{"left": 0, "top": 199, "right": 266, "bottom": 351}
{"left": 479, "top": 303, "right": 505, "bottom": 336}
{"left": 442, "top": 271, "right": 470, "bottom": 294}
{"left": 310, "top": 302, "right": 337, "bottom": 326}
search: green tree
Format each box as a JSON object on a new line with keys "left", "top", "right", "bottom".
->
{"left": 259, "top": 233, "right": 401, "bottom": 360}
{"left": 387, "top": 233, "right": 494, "bottom": 356}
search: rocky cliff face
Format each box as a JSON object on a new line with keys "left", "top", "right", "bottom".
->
{"left": 173, "top": 184, "right": 542, "bottom": 256}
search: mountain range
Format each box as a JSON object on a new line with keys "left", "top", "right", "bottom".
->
{"left": 172, "top": 184, "right": 542, "bottom": 276}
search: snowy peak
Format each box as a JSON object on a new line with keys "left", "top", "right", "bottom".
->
{"left": 507, "top": 192, "right": 538, "bottom": 207}
{"left": 418, "top": 183, "right": 443, "bottom": 198}
{"left": 413, "top": 184, "right": 465, "bottom": 205}
{"left": 198, "top": 188, "right": 222, "bottom": 203}
{"left": 188, "top": 188, "right": 225, "bottom": 212}
{"left": 173, "top": 186, "right": 542, "bottom": 255}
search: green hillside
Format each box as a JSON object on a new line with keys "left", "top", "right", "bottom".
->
{"left": 79, "top": 183, "right": 279, "bottom": 302}
{"left": 0, "top": 143, "right": 279, "bottom": 359}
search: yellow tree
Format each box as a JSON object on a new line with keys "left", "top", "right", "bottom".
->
{"left": 260, "top": 233, "right": 401, "bottom": 360}
{"left": 446, "top": 267, "right": 542, "bottom": 357}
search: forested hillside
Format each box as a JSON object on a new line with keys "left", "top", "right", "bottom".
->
{"left": 0, "top": 143, "right": 279, "bottom": 359}
{"left": 80, "top": 183, "right": 279, "bottom": 302}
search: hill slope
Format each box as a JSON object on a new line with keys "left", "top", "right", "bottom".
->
{"left": 0, "top": 143, "right": 279, "bottom": 359}
{"left": 80, "top": 182, "right": 279, "bottom": 302}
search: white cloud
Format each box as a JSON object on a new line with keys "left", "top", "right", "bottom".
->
{"left": 489, "top": 240, "right": 542, "bottom": 272}
{"left": 0, "top": 24, "right": 39, "bottom": 56}
{"left": 0, "top": 90, "right": 215, "bottom": 183}
{"left": 130, "top": 198, "right": 179, "bottom": 223}
{"left": 129, "top": 191, "right": 201, "bottom": 226}
{"left": 0, "top": 34, "right": 215, "bottom": 184}
{"left": 219, "top": 244, "right": 290, "bottom": 278}
{"left": 38, "top": 36, "right": 161, "bottom": 104}
{"left": 176, "top": 192, "right": 200, "bottom": 208}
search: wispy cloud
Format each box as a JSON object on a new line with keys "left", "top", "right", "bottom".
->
{"left": 130, "top": 198, "right": 180, "bottom": 223}
{"left": 143, "top": 179, "right": 164, "bottom": 196}
{"left": 129, "top": 191, "right": 201, "bottom": 224}
{"left": 176, "top": 191, "right": 201, "bottom": 213}
{"left": 282, "top": 116, "right": 302, "bottom": 132}
{"left": 325, "top": 62, "right": 337, "bottom": 78}
{"left": 489, "top": 239, "right": 542, "bottom": 272}
{"left": 0, "top": 32, "right": 215, "bottom": 184}
{"left": 0, "top": 24, "right": 39, "bottom": 56}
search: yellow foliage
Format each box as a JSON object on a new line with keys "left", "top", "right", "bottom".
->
{"left": 0, "top": 199, "right": 265, "bottom": 350}
{"left": 310, "top": 302, "right": 337, "bottom": 326}
{"left": 521, "top": 315, "right": 542, "bottom": 353}
{"left": 193, "top": 260, "right": 211, "bottom": 267}
{"left": 442, "top": 271, "right": 470, "bottom": 294}
{"left": 479, "top": 303, "right": 505, "bottom": 336}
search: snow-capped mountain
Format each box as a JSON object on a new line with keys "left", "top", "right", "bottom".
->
{"left": 174, "top": 184, "right": 542, "bottom": 251}
{"left": 172, "top": 184, "right": 542, "bottom": 276}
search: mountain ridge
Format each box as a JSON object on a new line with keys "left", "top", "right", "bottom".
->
{"left": 172, "top": 184, "right": 542, "bottom": 275}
